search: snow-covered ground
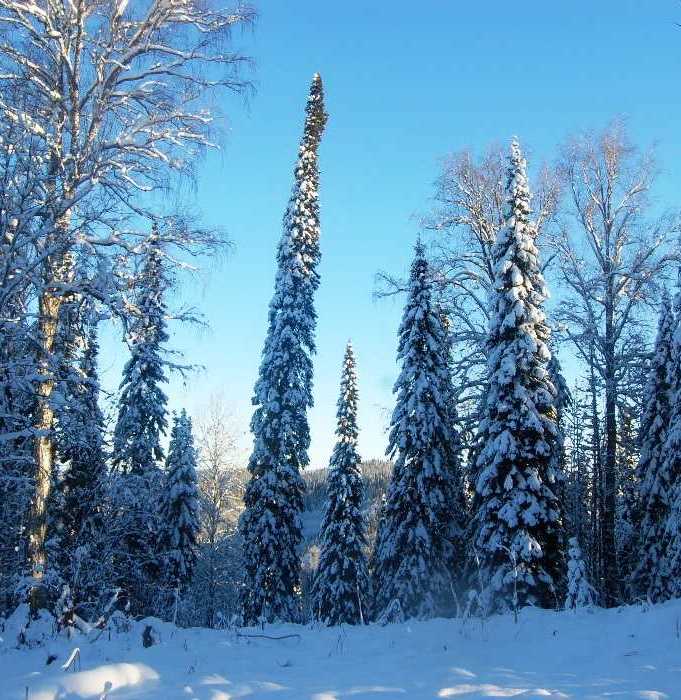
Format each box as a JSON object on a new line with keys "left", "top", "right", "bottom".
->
{"left": 2, "top": 600, "right": 681, "bottom": 699}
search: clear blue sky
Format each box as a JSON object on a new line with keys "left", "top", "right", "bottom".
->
{"left": 102, "top": 0, "right": 681, "bottom": 468}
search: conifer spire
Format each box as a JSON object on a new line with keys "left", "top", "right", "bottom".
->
{"left": 633, "top": 289, "right": 675, "bottom": 601}
{"left": 112, "top": 225, "right": 169, "bottom": 477}
{"left": 111, "top": 225, "right": 170, "bottom": 614}
{"left": 157, "top": 409, "right": 200, "bottom": 617}
{"left": 372, "top": 241, "right": 465, "bottom": 620}
{"left": 654, "top": 272, "right": 681, "bottom": 599}
{"left": 471, "top": 139, "right": 563, "bottom": 614}
{"left": 240, "top": 75, "right": 328, "bottom": 624}
{"left": 565, "top": 537, "right": 594, "bottom": 609}
{"left": 313, "top": 341, "right": 370, "bottom": 625}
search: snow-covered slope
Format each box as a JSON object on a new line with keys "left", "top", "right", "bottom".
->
{"left": 2, "top": 599, "right": 680, "bottom": 699}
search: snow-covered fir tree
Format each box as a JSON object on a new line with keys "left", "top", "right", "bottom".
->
{"left": 633, "top": 290, "right": 675, "bottom": 601}
{"left": 112, "top": 227, "right": 169, "bottom": 477}
{"left": 157, "top": 410, "right": 200, "bottom": 620}
{"left": 372, "top": 241, "right": 465, "bottom": 620}
{"left": 312, "top": 342, "right": 370, "bottom": 625}
{"left": 239, "top": 74, "right": 328, "bottom": 624}
{"left": 657, "top": 274, "right": 681, "bottom": 600}
{"left": 565, "top": 537, "right": 594, "bottom": 609}
{"left": 55, "top": 315, "right": 108, "bottom": 616}
{"left": 470, "top": 140, "right": 563, "bottom": 615}
{"left": 111, "top": 227, "right": 170, "bottom": 614}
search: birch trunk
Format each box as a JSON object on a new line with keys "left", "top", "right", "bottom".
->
{"left": 29, "top": 212, "right": 73, "bottom": 612}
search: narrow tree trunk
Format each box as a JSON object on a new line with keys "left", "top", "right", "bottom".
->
{"left": 29, "top": 213, "right": 72, "bottom": 612}
{"left": 602, "top": 304, "right": 618, "bottom": 607}
{"left": 588, "top": 359, "right": 602, "bottom": 595}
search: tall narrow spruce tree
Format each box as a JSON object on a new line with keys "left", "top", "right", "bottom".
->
{"left": 656, "top": 274, "right": 681, "bottom": 600}
{"left": 633, "top": 290, "right": 675, "bottom": 601}
{"left": 239, "top": 74, "right": 328, "bottom": 624}
{"left": 471, "top": 140, "right": 563, "bottom": 614}
{"left": 565, "top": 537, "right": 594, "bottom": 610}
{"left": 312, "top": 342, "right": 370, "bottom": 625}
{"left": 111, "top": 227, "right": 169, "bottom": 614}
{"left": 371, "top": 241, "right": 465, "bottom": 620}
{"left": 157, "top": 409, "right": 200, "bottom": 620}
{"left": 112, "top": 227, "right": 169, "bottom": 477}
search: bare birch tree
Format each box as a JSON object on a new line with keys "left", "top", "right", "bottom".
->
{"left": 192, "top": 395, "right": 245, "bottom": 626}
{"left": 555, "top": 121, "right": 677, "bottom": 606}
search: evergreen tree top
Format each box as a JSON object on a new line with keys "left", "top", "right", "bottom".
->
{"left": 113, "top": 225, "right": 170, "bottom": 475}
{"left": 336, "top": 341, "right": 359, "bottom": 445}
{"left": 274, "top": 74, "right": 328, "bottom": 292}
{"left": 303, "top": 73, "right": 328, "bottom": 150}
{"left": 166, "top": 409, "right": 197, "bottom": 477}
{"left": 387, "top": 239, "right": 453, "bottom": 458}
{"left": 489, "top": 139, "right": 550, "bottom": 361}
{"left": 130, "top": 225, "right": 170, "bottom": 348}
{"left": 655, "top": 288, "right": 674, "bottom": 360}
{"left": 670, "top": 272, "right": 681, "bottom": 342}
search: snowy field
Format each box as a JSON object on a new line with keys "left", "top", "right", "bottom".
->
{"left": 2, "top": 600, "right": 681, "bottom": 699}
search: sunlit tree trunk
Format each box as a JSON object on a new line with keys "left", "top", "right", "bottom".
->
{"left": 29, "top": 210, "right": 73, "bottom": 610}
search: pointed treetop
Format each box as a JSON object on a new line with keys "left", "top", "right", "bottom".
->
{"left": 660, "top": 285, "right": 672, "bottom": 316}
{"left": 305, "top": 72, "right": 328, "bottom": 144}
{"left": 502, "top": 138, "right": 536, "bottom": 242}
{"left": 510, "top": 137, "right": 526, "bottom": 167}
{"left": 509, "top": 137, "right": 527, "bottom": 173}
{"left": 673, "top": 265, "right": 681, "bottom": 320}
{"left": 414, "top": 236, "right": 426, "bottom": 260}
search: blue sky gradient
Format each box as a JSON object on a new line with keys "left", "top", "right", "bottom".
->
{"left": 102, "top": 1, "right": 681, "bottom": 468}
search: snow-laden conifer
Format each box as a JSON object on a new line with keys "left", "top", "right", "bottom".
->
{"left": 112, "top": 227, "right": 169, "bottom": 477}
{"left": 239, "top": 74, "right": 327, "bottom": 624}
{"left": 157, "top": 410, "right": 200, "bottom": 619}
{"left": 312, "top": 342, "right": 370, "bottom": 625}
{"left": 565, "top": 537, "right": 594, "bottom": 609}
{"left": 633, "top": 291, "right": 675, "bottom": 601}
{"left": 471, "top": 140, "right": 563, "bottom": 614}
{"left": 657, "top": 275, "right": 681, "bottom": 600}
{"left": 371, "top": 241, "right": 465, "bottom": 620}
{"left": 111, "top": 227, "right": 169, "bottom": 614}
